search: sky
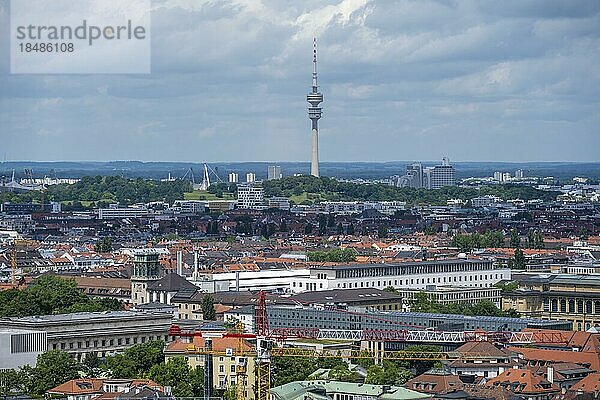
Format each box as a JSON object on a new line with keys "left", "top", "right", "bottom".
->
{"left": 0, "top": 0, "right": 599, "bottom": 163}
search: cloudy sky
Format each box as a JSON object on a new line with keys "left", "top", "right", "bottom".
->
{"left": 0, "top": 0, "right": 599, "bottom": 162}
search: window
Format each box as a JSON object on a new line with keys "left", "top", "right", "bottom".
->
{"left": 219, "top": 365, "right": 224, "bottom": 373}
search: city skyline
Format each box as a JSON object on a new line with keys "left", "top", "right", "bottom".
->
{"left": 0, "top": 1, "right": 599, "bottom": 163}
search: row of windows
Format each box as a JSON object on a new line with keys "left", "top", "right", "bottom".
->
{"left": 332, "top": 262, "right": 494, "bottom": 278}
{"left": 11, "top": 332, "right": 46, "bottom": 354}
{"left": 335, "top": 273, "right": 501, "bottom": 289}
{"left": 52, "top": 334, "right": 169, "bottom": 351}
{"left": 546, "top": 299, "right": 600, "bottom": 315}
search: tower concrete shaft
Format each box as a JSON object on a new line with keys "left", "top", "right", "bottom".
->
{"left": 307, "top": 38, "right": 323, "bottom": 177}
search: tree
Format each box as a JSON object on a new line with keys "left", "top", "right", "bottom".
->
{"left": 327, "top": 213, "right": 336, "bottom": 227}
{"left": 148, "top": 357, "right": 201, "bottom": 397}
{"left": 377, "top": 225, "right": 388, "bottom": 238}
{"left": 103, "top": 340, "right": 165, "bottom": 378}
{"left": 82, "top": 352, "right": 100, "bottom": 377}
{"left": 307, "top": 248, "right": 357, "bottom": 263}
{"left": 383, "top": 286, "right": 398, "bottom": 293}
{"left": 202, "top": 295, "right": 216, "bottom": 320}
{"left": 347, "top": 223, "right": 355, "bottom": 235}
{"left": 318, "top": 214, "right": 327, "bottom": 235}
{"left": 304, "top": 224, "right": 313, "bottom": 235}
{"left": 494, "top": 281, "right": 519, "bottom": 292}
{"left": 510, "top": 247, "right": 526, "bottom": 270}
{"left": 365, "top": 362, "right": 411, "bottom": 385}
{"left": 29, "top": 350, "right": 81, "bottom": 395}
{"left": 94, "top": 237, "right": 113, "bottom": 253}
{"left": 0, "top": 275, "right": 122, "bottom": 318}
{"left": 0, "top": 369, "right": 27, "bottom": 395}
{"left": 401, "top": 345, "right": 442, "bottom": 375}
{"left": 509, "top": 229, "right": 521, "bottom": 248}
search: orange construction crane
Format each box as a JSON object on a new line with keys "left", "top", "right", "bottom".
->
{"left": 169, "top": 290, "right": 568, "bottom": 400}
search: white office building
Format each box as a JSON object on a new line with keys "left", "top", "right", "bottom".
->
{"left": 193, "top": 268, "right": 310, "bottom": 293}
{"left": 237, "top": 183, "right": 264, "bottom": 209}
{"left": 292, "top": 259, "right": 510, "bottom": 293}
{"left": 98, "top": 204, "right": 149, "bottom": 219}
{"left": 471, "top": 195, "right": 502, "bottom": 208}
{"left": 423, "top": 158, "right": 455, "bottom": 189}
{"left": 172, "top": 200, "right": 208, "bottom": 214}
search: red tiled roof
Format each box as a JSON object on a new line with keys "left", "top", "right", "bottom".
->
{"left": 508, "top": 346, "right": 600, "bottom": 372}
{"left": 570, "top": 372, "right": 600, "bottom": 393}
{"left": 486, "top": 368, "right": 560, "bottom": 395}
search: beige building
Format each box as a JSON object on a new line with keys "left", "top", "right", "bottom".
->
{"left": 165, "top": 335, "right": 256, "bottom": 399}
{"left": 502, "top": 274, "right": 600, "bottom": 331}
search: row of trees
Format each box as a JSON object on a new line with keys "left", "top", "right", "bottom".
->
{"left": 271, "top": 344, "right": 441, "bottom": 388}
{"left": 306, "top": 248, "right": 358, "bottom": 262}
{"left": 0, "top": 276, "right": 123, "bottom": 318}
{"left": 452, "top": 229, "right": 545, "bottom": 252}
{"left": 3, "top": 175, "right": 192, "bottom": 206}
{"left": 392, "top": 291, "right": 519, "bottom": 318}
{"left": 262, "top": 176, "right": 560, "bottom": 205}
{"left": 451, "top": 230, "right": 505, "bottom": 251}
{"left": 0, "top": 341, "right": 205, "bottom": 398}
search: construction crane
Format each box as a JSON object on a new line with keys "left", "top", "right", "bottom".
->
{"left": 170, "top": 291, "right": 568, "bottom": 400}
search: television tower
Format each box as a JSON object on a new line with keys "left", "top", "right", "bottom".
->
{"left": 307, "top": 38, "right": 323, "bottom": 177}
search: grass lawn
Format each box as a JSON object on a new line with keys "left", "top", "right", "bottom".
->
{"left": 289, "top": 191, "right": 331, "bottom": 204}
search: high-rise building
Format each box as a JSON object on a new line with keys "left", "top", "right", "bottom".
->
{"left": 493, "top": 171, "right": 503, "bottom": 181}
{"left": 307, "top": 38, "right": 323, "bottom": 177}
{"left": 267, "top": 165, "right": 282, "bottom": 180}
{"left": 502, "top": 172, "right": 511, "bottom": 182}
{"left": 237, "top": 183, "right": 264, "bottom": 209}
{"left": 405, "top": 163, "right": 423, "bottom": 188}
{"left": 423, "top": 158, "right": 455, "bottom": 189}
{"left": 246, "top": 173, "right": 256, "bottom": 183}
{"left": 228, "top": 172, "right": 239, "bottom": 184}
{"left": 515, "top": 169, "right": 524, "bottom": 179}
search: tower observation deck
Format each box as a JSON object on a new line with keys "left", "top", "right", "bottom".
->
{"left": 307, "top": 38, "right": 323, "bottom": 177}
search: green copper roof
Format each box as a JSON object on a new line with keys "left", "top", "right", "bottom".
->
{"left": 271, "top": 380, "right": 430, "bottom": 400}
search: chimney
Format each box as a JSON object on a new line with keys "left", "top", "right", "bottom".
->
{"left": 176, "top": 251, "right": 182, "bottom": 275}
{"left": 164, "top": 386, "right": 172, "bottom": 396}
{"left": 547, "top": 365, "right": 554, "bottom": 384}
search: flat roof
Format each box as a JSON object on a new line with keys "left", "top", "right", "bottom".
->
{"left": 312, "top": 258, "right": 493, "bottom": 271}
{"left": 0, "top": 327, "right": 47, "bottom": 335}
{"left": 0, "top": 310, "right": 172, "bottom": 324}
{"left": 291, "top": 288, "right": 403, "bottom": 303}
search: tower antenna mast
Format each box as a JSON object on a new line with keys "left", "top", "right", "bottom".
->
{"left": 307, "top": 38, "right": 324, "bottom": 177}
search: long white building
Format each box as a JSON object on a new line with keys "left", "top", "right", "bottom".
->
{"left": 193, "top": 268, "right": 310, "bottom": 293}
{"left": 292, "top": 259, "right": 510, "bottom": 293}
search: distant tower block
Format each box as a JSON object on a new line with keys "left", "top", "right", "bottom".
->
{"left": 307, "top": 38, "right": 323, "bottom": 177}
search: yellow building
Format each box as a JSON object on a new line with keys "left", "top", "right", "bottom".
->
{"left": 165, "top": 335, "right": 256, "bottom": 399}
